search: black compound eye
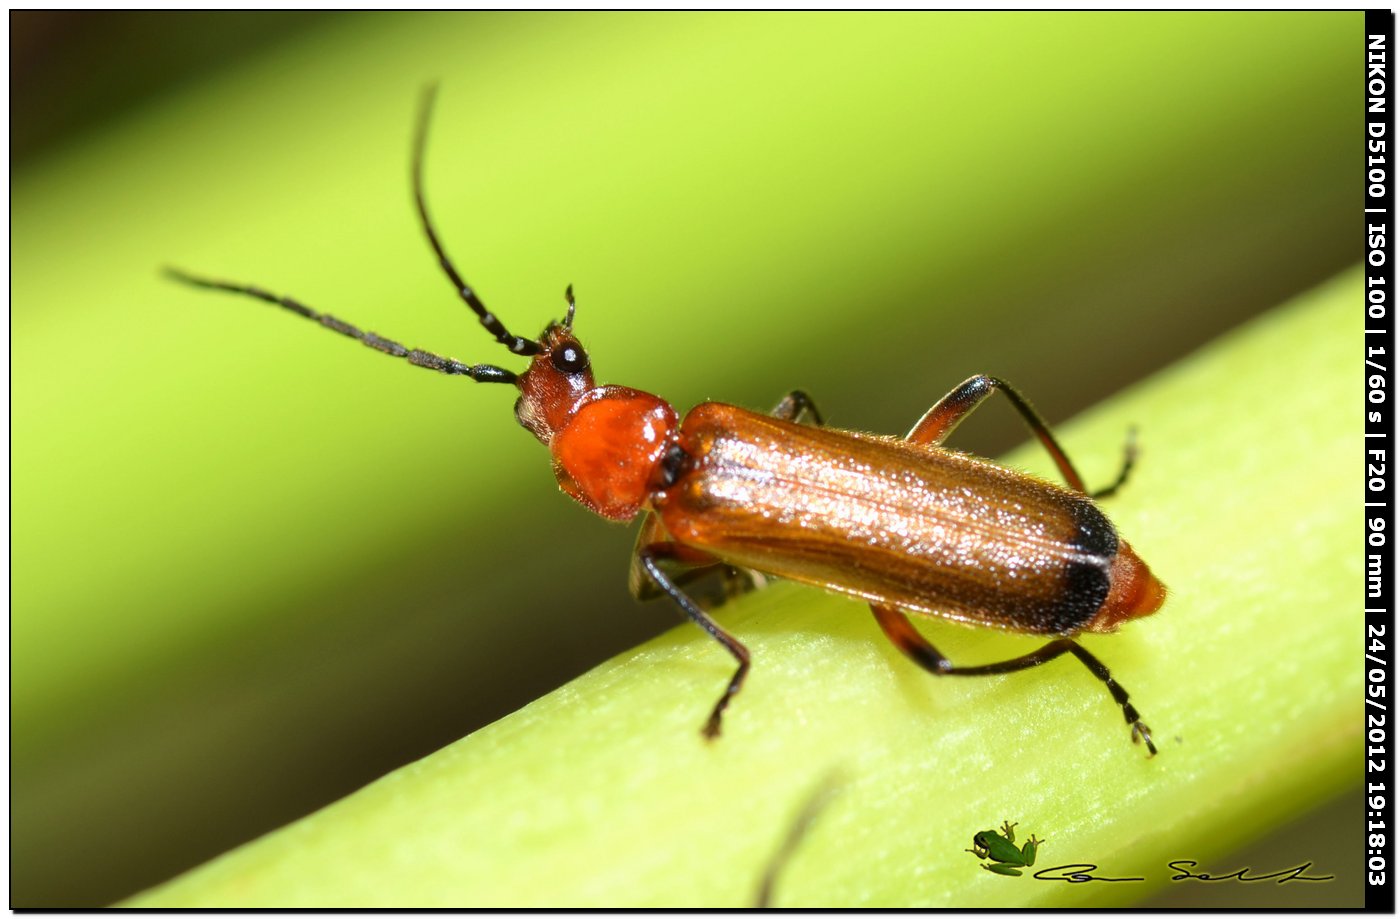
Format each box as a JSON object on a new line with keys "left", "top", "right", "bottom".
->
{"left": 551, "top": 341, "right": 589, "bottom": 375}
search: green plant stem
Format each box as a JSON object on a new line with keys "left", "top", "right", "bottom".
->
{"left": 128, "top": 269, "right": 1360, "bottom": 907}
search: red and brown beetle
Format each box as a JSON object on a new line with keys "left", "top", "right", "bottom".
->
{"left": 168, "top": 87, "right": 1166, "bottom": 755}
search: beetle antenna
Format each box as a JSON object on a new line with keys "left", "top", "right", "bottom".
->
{"left": 164, "top": 267, "right": 518, "bottom": 384}
{"left": 414, "top": 84, "right": 540, "bottom": 357}
{"left": 564, "top": 284, "right": 576, "bottom": 329}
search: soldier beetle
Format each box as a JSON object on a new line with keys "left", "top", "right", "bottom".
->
{"left": 167, "top": 87, "right": 1166, "bottom": 755}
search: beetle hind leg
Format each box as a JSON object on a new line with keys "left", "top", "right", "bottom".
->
{"left": 869, "top": 603, "right": 1156, "bottom": 756}
{"left": 908, "top": 374, "right": 1136, "bottom": 499}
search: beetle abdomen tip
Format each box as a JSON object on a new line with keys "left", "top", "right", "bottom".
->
{"left": 1087, "top": 541, "right": 1167, "bottom": 632}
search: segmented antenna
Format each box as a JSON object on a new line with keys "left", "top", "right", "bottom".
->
{"left": 413, "top": 84, "right": 540, "bottom": 356}
{"left": 165, "top": 86, "right": 546, "bottom": 383}
{"left": 163, "top": 268, "right": 517, "bottom": 384}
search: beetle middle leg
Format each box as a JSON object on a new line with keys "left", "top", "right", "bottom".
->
{"left": 631, "top": 518, "right": 751, "bottom": 739}
{"left": 909, "top": 375, "right": 1135, "bottom": 499}
{"left": 869, "top": 603, "right": 1155, "bottom": 755}
{"left": 771, "top": 389, "right": 825, "bottom": 426}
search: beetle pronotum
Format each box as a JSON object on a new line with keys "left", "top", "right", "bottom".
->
{"left": 168, "top": 87, "right": 1166, "bottom": 755}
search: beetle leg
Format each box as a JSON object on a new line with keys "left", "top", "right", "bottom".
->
{"left": 907, "top": 375, "right": 1135, "bottom": 499}
{"left": 631, "top": 558, "right": 762, "bottom": 606}
{"left": 869, "top": 603, "right": 1156, "bottom": 755}
{"left": 634, "top": 539, "right": 752, "bottom": 739}
{"left": 630, "top": 513, "right": 764, "bottom": 605}
{"left": 629, "top": 513, "right": 690, "bottom": 600}
{"left": 771, "top": 389, "right": 825, "bottom": 426}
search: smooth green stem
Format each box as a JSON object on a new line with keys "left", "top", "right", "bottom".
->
{"left": 129, "top": 270, "right": 1360, "bottom": 907}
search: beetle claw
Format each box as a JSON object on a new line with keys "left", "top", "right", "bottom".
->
{"left": 1132, "top": 721, "right": 1158, "bottom": 757}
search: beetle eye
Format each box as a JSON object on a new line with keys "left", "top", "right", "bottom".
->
{"left": 551, "top": 341, "right": 589, "bottom": 375}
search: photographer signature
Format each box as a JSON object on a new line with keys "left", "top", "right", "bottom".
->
{"left": 1028, "top": 861, "right": 1334, "bottom": 884}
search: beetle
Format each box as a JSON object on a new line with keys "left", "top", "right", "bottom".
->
{"left": 167, "top": 87, "right": 1166, "bottom": 755}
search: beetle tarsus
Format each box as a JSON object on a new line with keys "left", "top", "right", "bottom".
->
{"left": 1132, "top": 720, "right": 1158, "bottom": 757}
{"left": 702, "top": 658, "right": 748, "bottom": 739}
{"left": 1090, "top": 426, "right": 1139, "bottom": 500}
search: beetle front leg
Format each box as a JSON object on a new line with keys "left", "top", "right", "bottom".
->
{"left": 632, "top": 532, "right": 752, "bottom": 739}
{"left": 630, "top": 513, "right": 764, "bottom": 606}
{"left": 869, "top": 603, "right": 1156, "bottom": 755}
{"left": 908, "top": 375, "right": 1135, "bottom": 499}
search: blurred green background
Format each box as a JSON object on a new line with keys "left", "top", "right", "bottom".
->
{"left": 12, "top": 11, "right": 1360, "bottom": 906}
